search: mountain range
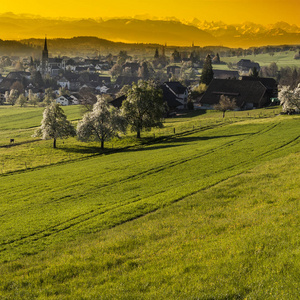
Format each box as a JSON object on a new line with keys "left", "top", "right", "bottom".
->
{"left": 0, "top": 13, "right": 300, "bottom": 48}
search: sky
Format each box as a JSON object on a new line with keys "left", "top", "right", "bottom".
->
{"left": 1, "top": 0, "right": 300, "bottom": 26}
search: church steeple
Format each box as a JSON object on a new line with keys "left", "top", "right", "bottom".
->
{"left": 41, "top": 35, "right": 49, "bottom": 75}
{"left": 44, "top": 36, "right": 48, "bottom": 51}
{"left": 42, "top": 36, "right": 48, "bottom": 61}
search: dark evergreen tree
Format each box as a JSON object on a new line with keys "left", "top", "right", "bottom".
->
{"left": 31, "top": 71, "right": 44, "bottom": 88}
{"left": 171, "top": 49, "right": 181, "bottom": 63}
{"left": 292, "top": 68, "right": 298, "bottom": 88}
{"left": 190, "top": 50, "right": 199, "bottom": 63}
{"left": 200, "top": 54, "right": 214, "bottom": 85}
{"left": 117, "top": 51, "right": 129, "bottom": 65}
{"left": 138, "top": 62, "right": 150, "bottom": 79}
{"left": 154, "top": 48, "right": 159, "bottom": 59}
{"left": 251, "top": 67, "right": 259, "bottom": 78}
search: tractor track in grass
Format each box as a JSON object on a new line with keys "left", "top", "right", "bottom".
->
{"left": 0, "top": 121, "right": 283, "bottom": 227}
{"left": 0, "top": 121, "right": 291, "bottom": 255}
{"left": 0, "top": 188, "right": 165, "bottom": 250}
{"left": 0, "top": 122, "right": 280, "bottom": 214}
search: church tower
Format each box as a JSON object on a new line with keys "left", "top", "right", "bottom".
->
{"left": 41, "top": 36, "right": 48, "bottom": 74}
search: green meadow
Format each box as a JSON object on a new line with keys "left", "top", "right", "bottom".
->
{"left": 222, "top": 51, "right": 299, "bottom": 68}
{"left": 0, "top": 105, "right": 299, "bottom": 299}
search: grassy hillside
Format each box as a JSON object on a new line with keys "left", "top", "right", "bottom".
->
{"left": 0, "top": 106, "right": 281, "bottom": 173}
{"left": 0, "top": 105, "right": 82, "bottom": 146}
{"left": 222, "top": 51, "right": 298, "bottom": 68}
{"left": 0, "top": 107, "right": 299, "bottom": 299}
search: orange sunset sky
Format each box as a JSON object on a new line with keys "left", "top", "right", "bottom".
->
{"left": 1, "top": 0, "right": 300, "bottom": 25}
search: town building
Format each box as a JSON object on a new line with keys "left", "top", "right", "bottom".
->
{"left": 200, "top": 79, "right": 270, "bottom": 110}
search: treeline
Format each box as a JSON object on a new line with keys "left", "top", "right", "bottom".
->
{"left": 178, "top": 45, "right": 300, "bottom": 59}
{"left": 0, "top": 40, "right": 39, "bottom": 56}
{"left": 0, "top": 35, "right": 298, "bottom": 59}
{"left": 224, "top": 45, "right": 300, "bottom": 57}
{"left": 15, "top": 37, "right": 300, "bottom": 58}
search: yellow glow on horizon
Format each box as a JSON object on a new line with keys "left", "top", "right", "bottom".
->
{"left": 0, "top": 0, "right": 299, "bottom": 26}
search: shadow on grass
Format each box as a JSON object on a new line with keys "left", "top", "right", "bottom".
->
{"left": 121, "top": 143, "right": 184, "bottom": 152}
{"left": 62, "top": 145, "right": 104, "bottom": 155}
{"left": 203, "top": 294, "right": 246, "bottom": 300}
{"left": 170, "top": 132, "right": 249, "bottom": 144}
{"left": 62, "top": 143, "right": 184, "bottom": 155}
{"left": 172, "top": 109, "right": 207, "bottom": 119}
{"left": 62, "top": 132, "right": 249, "bottom": 156}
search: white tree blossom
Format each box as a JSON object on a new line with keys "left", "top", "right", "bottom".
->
{"left": 7, "top": 89, "right": 18, "bottom": 106}
{"left": 279, "top": 85, "right": 300, "bottom": 113}
{"left": 34, "top": 102, "right": 76, "bottom": 148}
{"left": 77, "top": 96, "right": 126, "bottom": 149}
{"left": 28, "top": 90, "right": 39, "bottom": 107}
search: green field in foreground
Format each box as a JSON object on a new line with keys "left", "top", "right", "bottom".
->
{"left": 0, "top": 108, "right": 299, "bottom": 299}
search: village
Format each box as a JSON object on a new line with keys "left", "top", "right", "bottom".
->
{"left": 1, "top": 37, "right": 295, "bottom": 114}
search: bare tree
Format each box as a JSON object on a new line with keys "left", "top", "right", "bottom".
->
{"left": 214, "top": 95, "right": 237, "bottom": 118}
{"left": 10, "top": 81, "right": 24, "bottom": 95}
{"left": 110, "top": 63, "right": 122, "bottom": 77}
{"left": 79, "top": 87, "right": 97, "bottom": 112}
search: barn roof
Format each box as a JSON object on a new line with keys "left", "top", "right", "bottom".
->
{"left": 241, "top": 76, "right": 277, "bottom": 90}
{"left": 110, "top": 95, "right": 126, "bottom": 108}
{"left": 200, "top": 79, "right": 267, "bottom": 108}
{"left": 164, "top": 81, "right": 187, "bottom": 95}
{"left": 161, "top": 84, "right": 184, "bottom": 109}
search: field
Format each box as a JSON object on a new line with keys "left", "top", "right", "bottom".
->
{"left": 0, "top": 106, "right": 299, "bottom": 299}
{"left": 222, "top": 50, "right": 299, "bottom": 68}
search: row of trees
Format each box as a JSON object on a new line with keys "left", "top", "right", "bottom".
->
{"left": 2, "top": 87, "right": 70, "bottom": 107}
{"left": 35, "top": 81, "right": 165, "bottom": 149}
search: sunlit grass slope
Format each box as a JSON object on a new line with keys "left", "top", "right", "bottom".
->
{"left": 0, "top": 105, "right": 82, "bottom": 130}
{"left": 2, "top": 152, "right": 298, "bottom": 299}
{"left": 0, "top": 105, "right": 82, "bottom": 147}
{"left": 0, "top": 110, "right": 299, "bottom": 299}
{"left": 0, "top": 106, "right": 281, "bottom": 173}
